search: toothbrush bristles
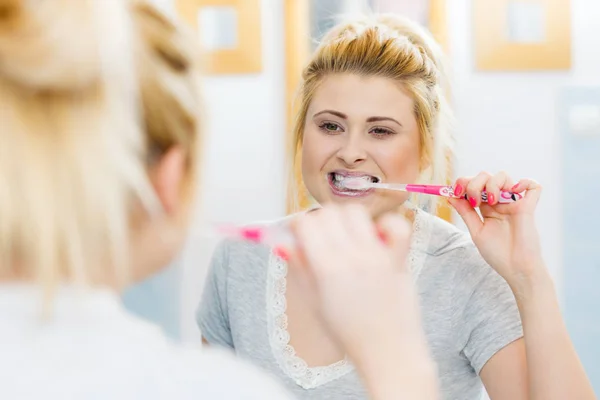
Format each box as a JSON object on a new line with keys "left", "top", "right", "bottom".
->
{"left": 342, "top": 178, "right": 370, "bottom": 190}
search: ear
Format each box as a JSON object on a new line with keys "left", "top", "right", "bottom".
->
{"left": 150, "top": 146, "right": 186, "bottom": 214}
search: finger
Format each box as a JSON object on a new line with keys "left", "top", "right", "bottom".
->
{"left": 340, "top": 204, "right": 379, "bottom": 246}
{"left": 377, "top": 214, "right": 412, "bottom": 272}
{"left": 448, "top": 197, "right": 484, "bottom": 238}
{"left": 484, "top": 171, "right": 512, "bottom": 205}
{"left": 286, "top": 244, "right": 314, "bottom": 281}
{"left": 291, "top": 212, "right": 331, "bottom": 270}
{"left": 512, "top": 178, "right": 542, "bottom": 204}
{"left": 292, "top": 206, "right": 349, "bottom": 279}
{"left": 453, "top": 176, "right": 471, "bottom": 198}
{"left": 466, "top": 171, "right": 492, "bottom": 207}
{"left": 308, "top": 205, "right": 348, "bottom": 248}
{"left": 273, "top": 245, "right": 292, "bottom": 262}
{"left": 285, "top": 245, "right": 321, "bottom": 310}
{"left": 285, "top": 245, "right": 304, "bottom": 272}
{"left": 286, "top": 217, "right": 316, "bottom": 281}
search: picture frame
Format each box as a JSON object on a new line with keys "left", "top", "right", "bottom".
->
{"left": 175, "top": 0, "right": 262, "bottom": 74}
{"left": 474, "top": 0, "right": 571, "bottom": 71}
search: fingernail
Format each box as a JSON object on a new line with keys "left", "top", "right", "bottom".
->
{"left": 240, "top": 227, "right": 263, "bottom": 242}
{"left": 454, "top": 184, "right": 463, "bottom": 196}
{"left": 469, "top": 197, "right": 477, "bottom": 207}
{"left": 376, "top": 228, "right": 389, "bottom": 244}
{"left": 511, "top": 184, "right": 519, "bottom": 192}
{"left": 273, "top": 246, "right": 290, "bottom": 261}
{"left": 488, "top": 193, "right": 495, "bottom": 204}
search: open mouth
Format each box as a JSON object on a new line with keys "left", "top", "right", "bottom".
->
{"left": 327, "top": 171, "right": 380, "bottom": 197}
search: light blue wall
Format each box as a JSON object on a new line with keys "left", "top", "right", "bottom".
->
{"left": 560, "top": 86, "right": 600, "bottom": 393}
{"left": 122, "top": 262, "right": 182, "bottom": 341}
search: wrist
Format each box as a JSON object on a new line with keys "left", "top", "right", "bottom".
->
{"left": 507, "top": 262, "right": 555, "bottom": 303}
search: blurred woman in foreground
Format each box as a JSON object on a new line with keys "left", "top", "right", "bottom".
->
{"left": 0, "top": 1, "right": 436, "bottom": 399}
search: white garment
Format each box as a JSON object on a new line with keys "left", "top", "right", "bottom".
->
{"left": 0, "top": 284, "right": 293, "bottom": 400}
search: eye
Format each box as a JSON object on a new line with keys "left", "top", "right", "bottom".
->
{"left": 318, "top": 121, "right": 343, "bottom": 134}
{"left": 369, "top": 127, "right": 395, "bottom": 137}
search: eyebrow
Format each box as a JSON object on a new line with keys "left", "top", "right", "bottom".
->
{"left": 313, "top": 110, "right": 347, "bottom": 119}
{"left": 366, "top": 116, "right": 402, "bottom": 127}
{"left": 313, "top": 110, "right": 403, "bottom": 127}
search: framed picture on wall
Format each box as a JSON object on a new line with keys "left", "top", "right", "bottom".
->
{"left": 473, "top": 0, "right": 571, "bottom": 70}
{"left": 176, "top": 0, "right": 262, "bottom": 74}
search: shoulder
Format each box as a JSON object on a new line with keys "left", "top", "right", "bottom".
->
{"left": 109, "top": 329, "right": 293, "bottom": 398}
{"left": 169, "top": 346, "right": 293, "bottom": 399}
{"left": 414, "top": 212, "right": 521, "bottom": 337}
{"left": 116, "top": 319, "right": 293, "bottom": 398}
{"left": 417, "top": 210, "right": 474, "bottom": 256}
{"left": 418, "top": 210, "right": 484, "bottom": 266}
{"left": 416, "top": 210, "right": 498, "bottom": 288}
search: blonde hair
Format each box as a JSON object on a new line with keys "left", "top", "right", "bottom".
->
{"left": 0, "top": 0, "right": 202, "bottom": 297}
{"left": 290, "top": 14, "right": 453, "bottom": 212}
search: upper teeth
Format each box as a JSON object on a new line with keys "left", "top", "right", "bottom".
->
{"left": 334, "top": 173, "right": 373, "bottom": 182}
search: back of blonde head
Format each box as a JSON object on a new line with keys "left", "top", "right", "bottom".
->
{"left": 291, "top": 14, "right": 452, "bottom": 211}
{"left": 0, "top": 0, "right": 202, "bottom": 297}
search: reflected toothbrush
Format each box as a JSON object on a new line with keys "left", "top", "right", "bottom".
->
{"left": 213, "top": 223, "right": 294, "bottom": 260}
{"left": 341, "top": 179, "right": 524, "bottom": 204}
{"left": 209, "top": 217, "right": 391, "bottom": 261}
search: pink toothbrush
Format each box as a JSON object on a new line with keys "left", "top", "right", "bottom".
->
{"left": 214, "top": 223, "right": 294, "bottom": 259}
{"left": 212, "top": 219, "right": 391, "bottom": 261}
{"left": 342, "top": 179, "right": 523, "bottom": 204}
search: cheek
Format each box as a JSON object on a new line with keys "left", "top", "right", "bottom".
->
{"left": 373, "top": 140, "right": 421, "bottom": 180}
{"left": 301, "top": 128, "right": 331, "bottom": 174}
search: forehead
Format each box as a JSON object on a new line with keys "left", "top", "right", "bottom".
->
{"left": 308, "top": 73, "right": 415, "bottom": 121}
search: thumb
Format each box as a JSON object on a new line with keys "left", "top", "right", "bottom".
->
{"left": 377, "top": 214, "right": 412, "bottom": 272}
{"left": 448, "top": 198, "right": 484, "bottom": 238}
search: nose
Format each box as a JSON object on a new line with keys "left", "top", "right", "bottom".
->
{"left": 336, "top": 135, "right": 367, "bottom": 166}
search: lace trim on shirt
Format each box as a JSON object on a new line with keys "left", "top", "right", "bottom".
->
{"left": 266, "top": 206, "right": 431, "bottom": 389}
{"left": 406, "top": 205, "right": 431, "bottom": 279}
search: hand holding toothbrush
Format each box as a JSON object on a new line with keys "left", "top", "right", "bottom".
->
{"left": 448, "top": 171, "right": 545, "bottom": 291}
{"left": 450, "top": 179, "right": 595, "bottom": 400}
{"left": 342, "top": 170, "right": 543, "bottom": 288}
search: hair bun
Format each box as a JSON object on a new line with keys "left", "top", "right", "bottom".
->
{"left": 0, "top": 0, "right": 103, "bottom": 91}
{"left": 374, "top": 14, "right": 446, "bottom": 80}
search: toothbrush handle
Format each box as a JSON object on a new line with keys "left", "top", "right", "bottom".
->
{"left": 405, "top": 185, "right": 523, "bottom": 203}
{"left": 474, "top": 190, "right": 523, "bottom": 204}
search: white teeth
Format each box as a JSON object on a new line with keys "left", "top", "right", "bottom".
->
{"left": 333, "top": 173, "right": 373, "bottom": 180}
{"left": 331, "top": 173, "right": 376, "bottom": 191}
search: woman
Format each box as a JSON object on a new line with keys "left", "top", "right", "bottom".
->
{"left": 0, "top": 1, "right": 438, "bottom": 399}
{"left": 198, "top": 14, "right": 594, "bottom": 400}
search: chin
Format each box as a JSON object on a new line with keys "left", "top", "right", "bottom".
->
{"left": 317, "top": 188, "right": 377, "bottom": 212}
{"left": 322, "top": 190, "right": 405, "bottom": 219}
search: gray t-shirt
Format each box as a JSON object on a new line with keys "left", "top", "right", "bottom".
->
{"left": 197, "top": 209, "right": 523, "bottom": 400}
